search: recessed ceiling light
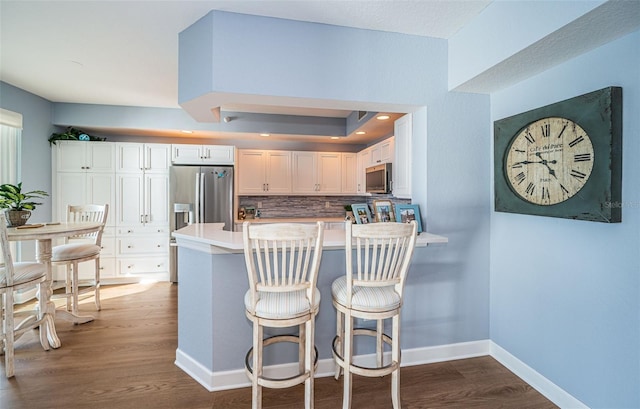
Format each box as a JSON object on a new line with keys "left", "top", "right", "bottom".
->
{"left": 331, "top": 136, "right": 340, "bottom": 140}
{"left": 376, "top": 115, "right": 390, "bottom": 120}
{"left": 355, "top": 131, "right": 366, "bottom": 135}
{"left": 260, "top": 133, "right": 270, "bottom": 137}
{"left": 181, "top": 130, "right": 193, "bottom": 134}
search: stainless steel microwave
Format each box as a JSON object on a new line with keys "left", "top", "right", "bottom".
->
{"left": 366, "top": 163, "right": 392, "bottom": 193}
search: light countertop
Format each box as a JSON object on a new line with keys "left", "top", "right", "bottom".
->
{"left": 173, "top": 222, "right": 448, "bottom": 254}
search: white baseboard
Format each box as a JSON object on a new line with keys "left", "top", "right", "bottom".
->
{"left": 490, "top": 341, "right": 588, "bottom": 409}
{"left": 175, "top": 339, "right": 490, "bottom": 392}
{"left": 176, "top": 340, "right": 587, "bottom": 408}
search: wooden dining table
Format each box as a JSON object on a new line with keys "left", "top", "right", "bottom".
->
{"left": 6, "top": 221, "right": 103, "bottom": 348}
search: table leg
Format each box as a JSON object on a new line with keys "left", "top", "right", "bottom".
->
{"left": 36, "top": 239, "right": 61, "bottom": 348}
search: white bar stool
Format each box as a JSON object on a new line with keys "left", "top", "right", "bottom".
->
{"left": 332, "top": 220, "right": 418, "bottom": 409}
{"left": 242, "top": 221, "right": 325, "bottom": 409}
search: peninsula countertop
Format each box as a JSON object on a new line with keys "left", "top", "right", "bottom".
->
{"left": 172, "top": 222, "right": 448, "bottom": 254}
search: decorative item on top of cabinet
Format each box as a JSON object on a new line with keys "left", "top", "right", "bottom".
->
{"left": 393, "top": 114, "right": 412, "bottom": 198}
{"left": 171, "top": 144, "right": 234, "bottom": 165}
{"left": 238, "top": 149, "right": 292, "bottom": 195}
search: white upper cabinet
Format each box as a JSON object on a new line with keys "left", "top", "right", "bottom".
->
{"left": 55, "top": 141, "right": 115, "bottom": 173}
{"left": 393, "top": 114, "right": 412, "bottom": 198}
{"left": 356, "top": 148, "right": 371, "bottom": 194}
{"left": 292, "top": 151, "right": 342, "bottom": 194}
{"left": 370, "top": 137, "right": 394, "bottom": 165}
{"left": 341, "top": 153, "right": 358, "bottom": 194}
{"left": 237, "top": 150, "right": 292, "bottom": 195}
{"left": 117, "top": 143, "right": 170, "bottom": 173}
{"left": 171, "top": 144, "right": 235, "bottom": 165}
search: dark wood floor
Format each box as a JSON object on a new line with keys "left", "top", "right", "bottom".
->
{"left": 1, "top": 282, "right": 557, "bottom": 409}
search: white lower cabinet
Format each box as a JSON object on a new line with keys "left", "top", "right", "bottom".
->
{"left": 115, "top": 226, "right": 170, "bottom": 280}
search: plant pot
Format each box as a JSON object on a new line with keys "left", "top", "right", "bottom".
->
{"left": 5, "top": 210, "right": 31, "bottom": 227}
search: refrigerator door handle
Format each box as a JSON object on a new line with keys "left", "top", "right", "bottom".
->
{"left": 199, "top": 171, "right": 206, "bottom": 224}
{"left": 195, "top": 172, "right": 201, "bottom": 224}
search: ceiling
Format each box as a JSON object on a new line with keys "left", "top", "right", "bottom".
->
{"left": 0, "top": 0, "right": 491, "bottom": 143}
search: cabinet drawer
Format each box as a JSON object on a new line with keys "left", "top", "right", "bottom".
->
{"left": 117, "top": 236, "right": 168, "bottom": 255}
{"left": 117, "top": 225, "right": 169, "bottom": 235}
{"left": 117, "top": 257, "right": 168, "bottom": 275}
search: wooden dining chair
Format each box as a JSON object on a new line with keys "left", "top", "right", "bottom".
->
{"left": 51, "top": 204, "right": 108, "bottom": 318}
{"left": 243, "top": 221, "right": 325, "bottom": 409}
{"left": 0, "top": 213, "right": 49, "bottom": 377}
{"left": 332, "top": 220, "right": 418, "bottom": 409}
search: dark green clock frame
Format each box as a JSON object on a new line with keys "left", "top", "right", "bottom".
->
{"left": 494, "top": 86, "right": 622, "bottom": 223}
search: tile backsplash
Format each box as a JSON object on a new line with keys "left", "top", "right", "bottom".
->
{"left": 238, "top": 195, "right": 410, "bottom": 219}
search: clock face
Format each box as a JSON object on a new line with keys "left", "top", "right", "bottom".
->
{"left": 505, "top": 117, "right": 594, "bottom": 206}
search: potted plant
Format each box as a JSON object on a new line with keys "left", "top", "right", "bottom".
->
{"left": 0, "top": 182, "right": 49, "bottom": 226}
{"left": 48, "top": 126, "right": 106, "bottom": 145}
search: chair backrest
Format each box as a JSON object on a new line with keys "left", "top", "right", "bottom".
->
{"left": 243, "top": 221, "right": 325, "bottom": 308}
{"left": 66, "top": 204, "right": 109, "bottom": 245}
{"left": 0, "top": 213, "right": 17, "bottom": 287}
{"left": 346, "top": 220, "right": 417, "bottom": 296}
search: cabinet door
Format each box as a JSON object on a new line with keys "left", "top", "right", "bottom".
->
{"left": 341, "top": 153, "right": 357, "bottom": 194}
{"left": 56, "top": 173, "right": 88, "bottom": 221}
{"left": 145, "top": 173, "right": 169, "bottom": 226}
{"left": 238, "top": 150, "right": 267, "bottom": 194}
{"left": 379, "top": 137, "right": 394, "bottom": 164}
{"left": 317, "top": 152, "right": 342, "bottom": 193}
{"left": 171, "top": 144, "right": 202, "bottom": 164}
{"left": 56, "top": 142, "right": 89, "bottom": 171}
{"left": 265, "top": 151, "right": 291, "bottom": 194}
{"left": 356, "top": 149, "right": 371, "bottom": 194}
{"left": 87, "top": 173, "right": 116, "bottom": 226}
{"left": 145, "top": 144, "right": 171, "bottom": 173}
{"left": 116, "top": 143, "right": 144, "bottom": 173}
{"left": 201, "top": 145, "right": 235, "bottom": 165}
{"left": 87, "top": 142, "right": 116, "bottom": 172}
{"left": 292, "top": 151, "right": 317, "bottom": 194}
{"left": 393, "top": 114, "right": 412, "bottom": 198}
{"left": 116, "top": 174, "right": 144, "bottom": 226}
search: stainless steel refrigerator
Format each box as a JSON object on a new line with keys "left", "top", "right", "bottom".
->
{"left": 169, "top": 165, "right": 234, "bottom": 282}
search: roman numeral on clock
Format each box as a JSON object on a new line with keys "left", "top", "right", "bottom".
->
{"left": 571, "top": 169, "right": 587, "bottom": 180}
{"left": 541, "top": 187, "right": 550, "bottom": 200}
{"left": 541, "top": 123, "right": 550, "bottom": 138}
{"left": 525, "top": 182, "right": 535, "bottom": 196}
{"left": 514, "top": 172, "right": 526, "bottom": 184}
{"left": 569, "top": 135, "right": 584, "bottom": 147}
{"left": 574, "top": 153, "right": 591, "bottom": 162}
{"left": 557, "top": 124, "right": 567, "bottom": 139}
{"left": 524, "top": 131, "right": 535, "bottom": 144}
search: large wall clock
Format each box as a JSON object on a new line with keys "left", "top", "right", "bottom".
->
{"left": 494, "top": 86, "right": 622, "bottom": 223}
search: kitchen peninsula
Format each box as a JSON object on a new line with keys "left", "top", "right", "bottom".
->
{"left": 172, "top": 222, "right": 447, "bottom": 391}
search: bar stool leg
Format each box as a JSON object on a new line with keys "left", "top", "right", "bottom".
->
{"left": 391, "top": 315, "right": 401, "bottom": 409}
{"left": 252, "top": 321, "right": 263, "bottom": 409}
{"left": 334, "top": 309, "right": 343, "bottom": 380}
{"left": 305, "top": 318, "right": 314, "bottom": 409}
{"left": 376, "top": 319, "right": 384, "bottom": 367}
{"left": 342, "top": 311, "right": 353, "bottom": 409}
{"left": 299, "top": 323, "right": 305, "bottom": 374}
{"left": 65, "top": 264, "right": 72, "bottom": 312}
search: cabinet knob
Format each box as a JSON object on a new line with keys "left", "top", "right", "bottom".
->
{"left": 127, "top": 245, "right": 132, "bottom": 248}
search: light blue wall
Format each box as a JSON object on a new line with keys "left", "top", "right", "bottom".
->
{"left": 179, "top": 11, "right": 492, "bottom": 348}
{"left": 490, "top": 31, "right": 640, "bottom": 409}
